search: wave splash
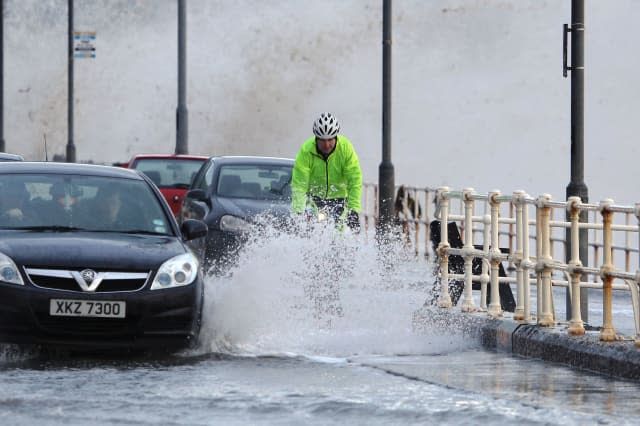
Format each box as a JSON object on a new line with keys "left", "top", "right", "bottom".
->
{"left": 197, "top": 221, "right": 476, "bottom": 359}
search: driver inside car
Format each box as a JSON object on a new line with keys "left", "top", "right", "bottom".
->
{"left": 0, "top": 184, "right": 32, "bottom": 224}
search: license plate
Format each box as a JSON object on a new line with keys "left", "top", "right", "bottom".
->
{"left": 49, "top": 299, "right": 126, "bottom": 318}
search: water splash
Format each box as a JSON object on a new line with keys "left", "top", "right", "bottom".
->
{"left": 197, "top": 221, "right": 477, "bottom": 358}
{"left": 0, "top": 344, "right": 41, "bottom": 364}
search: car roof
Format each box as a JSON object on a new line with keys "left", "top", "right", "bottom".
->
{"left": 0, "top": 152, "right": 24, "bottom": 161}
{"left": 208, "top": 156, "right": 294, "bottom": 166}
{"left": 129, "top": 154, "right": 209, "bottom": 161}
{"left": 0, "top": 161, "right": 144, "bottom": 179}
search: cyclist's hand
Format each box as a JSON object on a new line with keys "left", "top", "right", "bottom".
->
{"left": 304, "top": 208, "right": 315, "bottom": 222}
{"left": 347, "top": 210, "right": 360, "bottom": 232}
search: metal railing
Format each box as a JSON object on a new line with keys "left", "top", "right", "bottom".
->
{"left": 362, "top": 182, "right": 437, "bottom": 257}
{"left": 361, "top": 183, "right": 640, "bottom": 346}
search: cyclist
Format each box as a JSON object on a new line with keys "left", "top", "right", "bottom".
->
{"left": 291, "top": 112, "right": 362, "bottom": 231}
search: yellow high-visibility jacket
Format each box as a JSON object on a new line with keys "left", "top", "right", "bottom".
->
{"left": 291, "top": 135, "right": 362, "bottom": 214}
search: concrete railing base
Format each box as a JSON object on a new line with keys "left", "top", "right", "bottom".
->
{"left": 412, "top": 307, "right": 640, "bottom": 381}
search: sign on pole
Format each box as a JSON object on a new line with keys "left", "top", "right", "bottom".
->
{"left": 73, "top": 31, "right": 96, "bottom": 59}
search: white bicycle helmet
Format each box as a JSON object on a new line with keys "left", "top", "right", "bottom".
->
{"left": 312, "top": 112, "right": 341, "bottom": 139}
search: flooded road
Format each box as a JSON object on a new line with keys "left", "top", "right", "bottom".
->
{"left": 2, "top": 347, "right": 638, "bottom": 425}
{"left": 1, "top": 228, "right": 639, "bottom": 425}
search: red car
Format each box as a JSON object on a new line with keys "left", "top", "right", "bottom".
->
{"left": 127, "top": 154, "right": 208, "bottom": 216}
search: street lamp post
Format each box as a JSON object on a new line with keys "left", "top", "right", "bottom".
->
{"left": 0, "top": 0, "right": 5, "bottom": 153}
{"left": 175, "top": 0, "right": 188, "bottom": 155}
{"left": 66, "top": 0, "right": 76, "bottom": 162}
{"left": 377, "top": 0, "right": 394, "bottom": 239}
{"left": 564, "top": 0, "right": 588, "bottom": 321}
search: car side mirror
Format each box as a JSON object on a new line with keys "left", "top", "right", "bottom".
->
{"left": 186, "top": 188, "right": 207, "bottom": 201}
{"left": 180, "top": 219, "right": 208, "bottom": 241}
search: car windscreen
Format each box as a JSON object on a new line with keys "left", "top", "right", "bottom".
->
{"left": 132, "top": 158, "right": 206, "bottom": 189}
{"left": 216, "top": 164, "right": 292, "bottom": 200}
{"left": 0, "top": 173, "right": 173, "bottom": 235}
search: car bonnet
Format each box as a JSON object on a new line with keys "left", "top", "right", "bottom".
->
{"left": 0, "top": 232, "right": 188, "bottom": 271}
{"left": 216, "top": 197, "right": 291, "bottom": 220}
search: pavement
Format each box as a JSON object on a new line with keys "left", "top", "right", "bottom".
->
{"left": 412, "top": 307, "right": 640, "bottom": 381}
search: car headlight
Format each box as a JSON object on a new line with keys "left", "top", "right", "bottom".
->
{"left": 0, "top": 252, "right": 24, "bottom": 286}
{"left": 151, "top": 253, "right": 199, "bottom": 290}
{"left": 220, "top": 215, "right": 251, "bottom": 233}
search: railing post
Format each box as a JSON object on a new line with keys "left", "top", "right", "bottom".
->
{"left": 363, "top": 183, "right": 370, "bottom": 236}
{"left": 537, "top": 194, "right": 554, "bottom": 327}
{"left": 488, "top": 190, "right": 503, "bottom": 318}
{"left": 508, "top": 202, "right": 515, "bottom": 272}
{"left": 461, "top": 188, "right": 477, "bottom": 312}
{"left": 626, "top": 212, "right": 631, "bottom": 272}
{"left": 513, "top": 191, "right": 525, "bottom": 320}
{"left": 437, "top": 187, "right": 452, "bottom": 308}
{"left": 635, "top": 203, "right": 640, "bottom": 347}
{"left": 374, "top": 185, "right": 379, "bottom": 226}
{"left": 424, "top": 189, "right": 431, "bottom": 259}
{"left": 599, "top": 199, "right": 617, "bottom": 341}
{"left": 479, "top": 211, "right": 491, "bottom": 311}
{"left": 412, "top": 187, "right": 420, "bottom": 257}
{"left": 567, "top": 196, "right": 585, "bottom": 335}
{"left": 521, "top": 193, "right": 532, "bottom": 322}
{"left": 535, "top": 198, "right": 542, "bottom": 321}
{"left": 398, "top": 186, "right": 410, "bottom": 250}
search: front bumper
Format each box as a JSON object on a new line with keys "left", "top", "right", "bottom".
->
{"left": 0, "top": 280, "right": 203, "bottom": 351}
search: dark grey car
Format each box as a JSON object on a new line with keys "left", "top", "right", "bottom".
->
{"left": 180, "top": 156, "right": 294, "bottom": 274}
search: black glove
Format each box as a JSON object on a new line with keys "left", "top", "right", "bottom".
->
{"left": 347, "top": 210, "right": 360, "bottom": 232}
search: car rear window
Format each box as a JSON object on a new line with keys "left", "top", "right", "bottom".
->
{"left": 131, "top": 158, "right": 206, "bottom": 189}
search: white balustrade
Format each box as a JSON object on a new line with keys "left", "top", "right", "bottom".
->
{"left": 361, "top": 183, "right": 640, "bottom": 347}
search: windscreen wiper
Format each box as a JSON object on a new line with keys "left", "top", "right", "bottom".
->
{"left": 117, "top": 229, "right": 171, "bottom": 236}
{"left": 4, "top": 225, "right": 89, "bottom": 232}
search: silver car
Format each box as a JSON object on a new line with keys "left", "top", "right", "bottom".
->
{"left": 0, "top": 152, "right": 24, "bottom": 162}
